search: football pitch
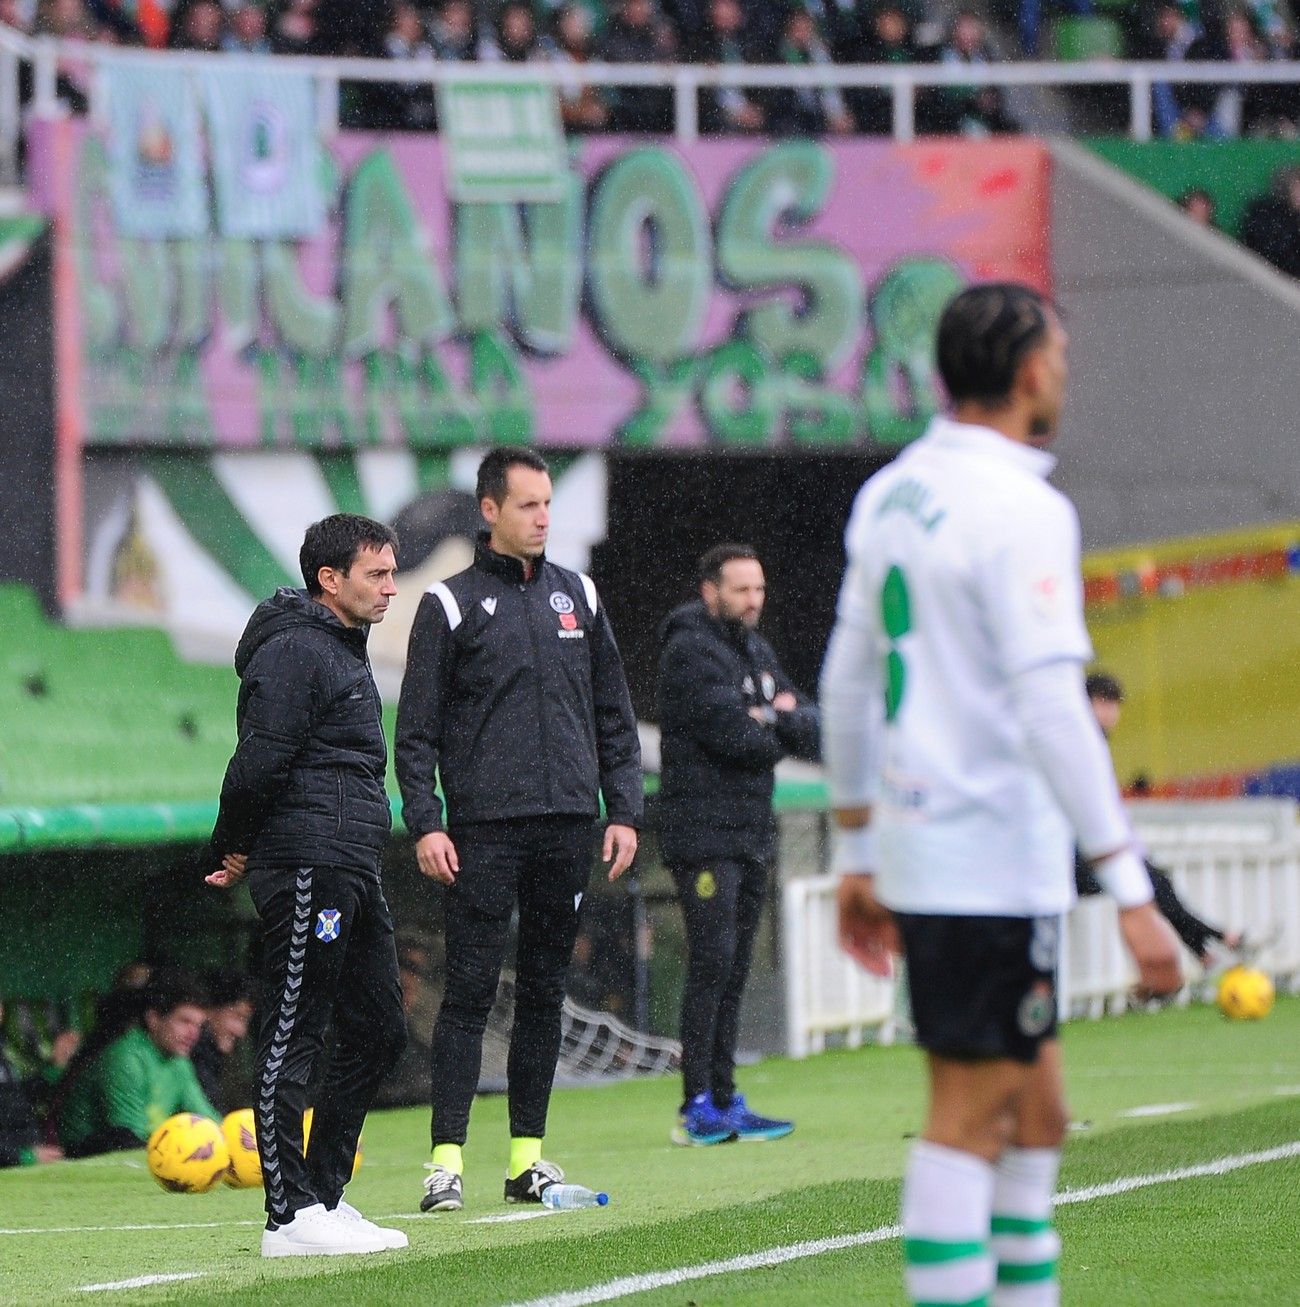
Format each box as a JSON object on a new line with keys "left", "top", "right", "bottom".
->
{"left": 4, "top": 998, "right": 1299, "bottom": 1306}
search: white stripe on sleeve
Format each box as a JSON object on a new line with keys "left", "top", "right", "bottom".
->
{"left": 426, "top": 581, "right": 462, "bottom": 632}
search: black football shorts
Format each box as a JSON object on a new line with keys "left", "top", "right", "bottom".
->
{"left": 895, "top": 912, "right": 1060, "bottom": 1064}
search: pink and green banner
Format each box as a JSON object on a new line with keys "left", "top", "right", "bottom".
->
{"left": 33, "top": 123, "right": 1049, "bottom": 453}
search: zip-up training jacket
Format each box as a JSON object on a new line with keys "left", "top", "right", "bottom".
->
{"left": 395, "top": 536, "right": 643, "bottom": 836}
{"left": 208, "top": 589, "right": 391, "bottom": 877}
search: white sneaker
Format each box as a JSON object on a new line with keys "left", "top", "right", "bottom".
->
{"left": 260, "top": 1203, "right": 388, "bottom": 1257}
{"left": 332, "top": 1199, "right": 409, "bottom": 1250}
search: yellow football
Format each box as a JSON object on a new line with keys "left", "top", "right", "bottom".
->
{"left": 146, "top": 1113, "right": 230, "bottom": 1194}
{"left": 222, "top": 1108, "right": 262, "bottom": 1189}
{"left": 1216, "top": 965, "right": 1275, "bottom": 1021}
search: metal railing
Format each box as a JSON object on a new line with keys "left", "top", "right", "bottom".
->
{"left": 2, "top": 21, "right": 1300, "bottom": 182}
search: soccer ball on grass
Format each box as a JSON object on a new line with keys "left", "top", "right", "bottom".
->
{"left": 1216, "top": 965, "right": 1275, "bottom": 1021}
{"left": 146, "top": 1113, "right": 230, "bottom": 1194}
{"left": 219, "top": 1106, "right": 363, "bottom": 1188}
{"left": 222, "top": 1108, "right": 262, "bottom": 1188}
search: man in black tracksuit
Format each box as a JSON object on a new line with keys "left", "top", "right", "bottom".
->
{"left": 396, "top": 446, "right": 642, "bottom": 1212}
{"left": 206, "top": 514, "right": 408, "bottom": 1258}
{"left": 657, "top": 544, "right": 820, "bottom": 1145}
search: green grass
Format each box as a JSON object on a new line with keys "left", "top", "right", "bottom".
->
{"left": 3, "top": 998, "right": 1299, "bottom": 1305}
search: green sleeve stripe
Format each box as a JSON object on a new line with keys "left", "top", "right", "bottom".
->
{"left": 414, "top": 452, "right": 452, "bottom": 491}
{"left": 914, "top": 1298, "right": 989, "bottom": 1307}
{"left": 991, "top": 1215, "right": 1054, "bottom": 1236}
{"left": 997, "top": 1260, "right": 1060, "bottom": 1284}
{"left": 143, "top": 456, "right": 295, "bottom": 600}
{"left": 904, "top": 1237, "right": 989, "bottom": 1265}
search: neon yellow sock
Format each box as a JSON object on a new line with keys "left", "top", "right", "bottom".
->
{"left": 508, "top": 1136, "right": 542, "bottom": 1180}
{"left": 431, "top": 1143, "right": 463, "bottom": 1176}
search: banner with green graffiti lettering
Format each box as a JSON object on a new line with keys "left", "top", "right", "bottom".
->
{"left": 34, "top": 122, "right": 1048, "bottom": 451}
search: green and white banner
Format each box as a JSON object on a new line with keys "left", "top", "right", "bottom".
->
{"left": 203, "top": 67, "right": 324, "bottom": 239}
{"left": 438, "top": 81, "right": 567, "bottom": 203}
{"left": 106, "top": 63, "right": 207, "bottom": 239}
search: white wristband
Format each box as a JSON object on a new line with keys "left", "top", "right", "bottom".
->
{"left": 832, "top": 824, "right": 879, "bottom": 877}
{"left": 1091, "top": 847, "right": 1154, "bottom": 909}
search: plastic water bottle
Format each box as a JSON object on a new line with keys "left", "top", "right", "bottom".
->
{"left": 541, "top": 1184, "right": 609, "bottom": 1210}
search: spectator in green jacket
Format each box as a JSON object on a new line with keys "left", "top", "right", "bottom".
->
{"left": 58, "top": 972, "right": 217, "bottom": 1158}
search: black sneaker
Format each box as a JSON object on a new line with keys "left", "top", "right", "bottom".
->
{"left": 420, "top": 1164, "right": 463, "bottom": 1212}
{"left": 503, "top": 1159, "right": 564, "bottom": 1203}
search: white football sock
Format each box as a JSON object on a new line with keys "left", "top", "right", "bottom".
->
{"left": 902, "top": 1139, "right": 996, "bottom": 1306}
{"left": 992, "top": 1146, "right": 1061, "bottom": 1306}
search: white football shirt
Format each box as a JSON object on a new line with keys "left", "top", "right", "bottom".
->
{"left": 823, "top": 417, "right": 1093, "bottom": 916}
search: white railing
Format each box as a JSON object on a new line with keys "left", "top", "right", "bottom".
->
{"left": 782, "top": 808, "right": 1300, "bottom": 1056}
{"left": 1, "top": 19, "right": 1300, "bottom": 180}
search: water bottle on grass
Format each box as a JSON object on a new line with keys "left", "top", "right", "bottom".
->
{"left": 541, "top": 1184, "right": 609, "bottom": 1210}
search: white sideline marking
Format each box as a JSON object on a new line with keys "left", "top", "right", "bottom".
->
{"left": 1121, "top": 1102, "right": 1196, "bottom": 1118}
{"left": 503, "top": 1141, "right": 1300, "bottom": 1307}
{"left": 0, "top": 1207, "right": 553, "bottom": 1237}
{"left": 0, "top": 1220, "right": 263, "bottom": 1236}
{"left": 468, "top": 1211, "right": 555, "bottom": 1225}
{"left": 78, "top": 1273, "right": 206, "bottom": 1293}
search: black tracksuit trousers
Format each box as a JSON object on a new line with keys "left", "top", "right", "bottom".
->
{"left": 430, "top": 816, "right": 596, "bottom": 1148}
{"left": 249, "top": 864, "right": 406, "bottom": 1224}
{"left": 671, "top": 855, "right": 768, "bottom": 1111}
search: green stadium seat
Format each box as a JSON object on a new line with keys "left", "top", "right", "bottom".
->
{"left": 0, "top": 586, "right": 240, "bottom": 809}
{"left": 1050, "top": 15, "right": 1125, "bottom": 60}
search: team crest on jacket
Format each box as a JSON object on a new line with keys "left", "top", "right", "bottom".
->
{"left": 315, "top": 909, "right": 342, "bottom": 942}
{"left": 695, "top": 870, "right": 717, "bottom": 899}
{"left": 549, "top": 592, "right": 575, "bottom": 614}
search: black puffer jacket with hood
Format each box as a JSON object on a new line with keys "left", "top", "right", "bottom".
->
{"left": 208, "top": 589, "right": 391, "bottom": 877}
{"left": 656, "top": 600, "right": 820, "bottom": 866}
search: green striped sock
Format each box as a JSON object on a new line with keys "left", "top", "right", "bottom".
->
{"left": 991, "top": 1145, "right": 1061, "bottom": 1306}
{"left": 903, "top": 1140, "right": 996, "bottom": 1306}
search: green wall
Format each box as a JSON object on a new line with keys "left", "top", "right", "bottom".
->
{"left": 1085, "top": 139, "right": 1300, "bottom": 237}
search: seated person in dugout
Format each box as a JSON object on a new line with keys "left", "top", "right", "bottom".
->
{"left": 58, "top": 971, "right": 217, "bottom": 1158}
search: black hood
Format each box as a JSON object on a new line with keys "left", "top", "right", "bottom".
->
{"left": 234, "top": 588, "right": 368, "bottom": 675}
{"left": 658, "top": 598, "right": 749, "bottom": 650}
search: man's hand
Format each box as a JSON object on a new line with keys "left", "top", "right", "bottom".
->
{"left": 205, "top": 853, "right": 248, "bottom": 889}
{"left": 50, "top": 1030, "right": 81, "bottom": 1069}
{"left": 1119, "top": 902, "right": 1183, "bottom": 998}
{"left": 416, "top": 831, "right": 459, "bottom": 885}
{"left": 33, "top": 1144, "right": 63, "bottom": 1164}
{"left": 772, "top": 691, "right": 798, "bottom": 712}
{"left": 604, "top": 824, "right": 638, "bottom": 881}
{"left": 837, "top": 873, "right": 898, "bottom": 978}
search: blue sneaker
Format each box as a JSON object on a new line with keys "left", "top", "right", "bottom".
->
{"left": 671, "top": 1091, "right": 737, "bottom": 1146}
{"left": 718, "top": 1093, "right": 794, "bottom": 1142}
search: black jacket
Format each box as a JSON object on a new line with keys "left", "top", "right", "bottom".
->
{"left": 395, "top": 537, "right": 643, "bottom": 836}
{"left": 209, "top": 589, "right": 391, "bottom": 877}
{"left": 656, "top": 600, "right": 820, "bottom": 865}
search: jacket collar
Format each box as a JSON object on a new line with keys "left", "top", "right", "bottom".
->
{"left": 473, "top": 531, "right": 545, "bottom": 584}
{"left": 924, "top": 416, "right": 1057, "bottom": 480}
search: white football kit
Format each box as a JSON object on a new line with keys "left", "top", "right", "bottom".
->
{"left": 821, "top": 417, "right": 1151, "bottom": 917}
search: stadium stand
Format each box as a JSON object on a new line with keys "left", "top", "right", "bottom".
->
{"left": 0, "top": 583, "right": 237, "bottom": 809}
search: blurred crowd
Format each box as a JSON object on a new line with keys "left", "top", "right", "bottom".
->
{"left": 0, "top": 0, "right": 1030, "bottom": 137}
{"left": 0, "top": 0, "right": 1297, "bottom": 139}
